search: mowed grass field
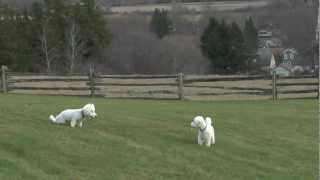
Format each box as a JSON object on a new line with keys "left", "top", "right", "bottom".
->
{"left": 0, "top": 94, "right": 317, "bottom": 180}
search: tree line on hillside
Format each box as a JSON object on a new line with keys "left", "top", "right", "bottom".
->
{"left": 150, "top": 8, "right": 258, "bottom": 74}
{"left": 0, "top": 0, "right": 259, "bottom": 74}
{"left": 0, "top": 0, "right": 111, "bottom": 73}
{"left": 109, "top": 0, "right": 254, "bottom": 6}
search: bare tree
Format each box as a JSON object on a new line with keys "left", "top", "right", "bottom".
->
{"left": 106, "top": 14, "right": 210, "bottom": 74}
{"left": 39, "top": 22, "right": 59, "bottom": 73}
{"left": 66, "top": 20, "right": 84, "bottom": 73}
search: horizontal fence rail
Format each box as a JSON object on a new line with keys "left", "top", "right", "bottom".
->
{"left": 10, "top": 78, "right": 89, "bottom": 83}
{"left": 96, "top": 74, "right": 178, "bottom": 79}
{"left": 11, "top": 86, "right": 99, "bottom": 91}
{"left": 184, "top": 85, "right": 271, "bottom": 91}
{"left": 276, "top": 82, "right": 318, "bottom": 86}
{"left": 277, "top": 89, "right": 318, "bottom": 94}
{"left": 276, "top": 75, "right": 317, "bottom": 79}
{"left": 184, "top": 75, "right": 267, "bottom": 83}
{"left": 274, "top": 73, "right": 319, "bottom": 100}
{"left": 1, "top": 65, "right": 318, "bottom": 101}
{"left": 92, "top": 82, "right": 177, "bottom": 86}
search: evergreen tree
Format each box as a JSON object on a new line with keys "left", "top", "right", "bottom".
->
{"left": 228, "top": 22, "right": 247, "bottom": 72}
{"left": 78, "top": 0, "right": 112, "bottom": 63}
{"left": 150, "top": 8, "right": 160, "bottom": 36}
{"left": 0, "top": 4, "right": 17, "bottom": 68}
{"left": 243, "top": 16, "right": 258, "bottom": 73}
{"left": 14, "top": 8, "right": 39, "bottom": 72}
{"left": 150, "top": 8, "right": 172, "bottom": 39}
{"left": 243, "top": 16, "right": 258, "bottom": 53}
{"left": 200, "top": 17, "right": 247, "bottom": 74}
{"left": 200, "top": 17, "right": 219, "bottom": 61}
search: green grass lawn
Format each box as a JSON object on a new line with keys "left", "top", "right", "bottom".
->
{"left": 0, "top": 94, "right": 317, "bottom": 180}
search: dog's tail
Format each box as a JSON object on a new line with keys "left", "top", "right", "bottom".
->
{"left": 49, "top": 115, "right": 56, "bottom": 123}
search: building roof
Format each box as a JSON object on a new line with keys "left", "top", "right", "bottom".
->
{"left": 258, "top": 30, "right": 272, "bottom": 38}
{"left": 281, "top": 48, "right": 298, "bottom": 55}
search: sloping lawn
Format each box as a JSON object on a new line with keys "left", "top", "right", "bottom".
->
{"left": 0, "top": 94, "right": 317, "bottom": 180}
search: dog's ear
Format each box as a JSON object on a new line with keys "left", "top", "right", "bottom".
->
{"left": 83, "top": 104, "right": 89, "bottom": 109}
{"left": 205, "top": 117, "right": 212, "bottom": 125}
{"left": 194, "top": 116, "right": 204, "bottom": 123}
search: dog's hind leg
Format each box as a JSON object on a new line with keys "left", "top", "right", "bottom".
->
{"left": 212, "top": 130, "right": 215, "bottom": 145}
{"left": 211, "top": 136, "right": 215, "bottom": 145}
{"left": 205, "top": 139, "right": 211, "bottom": 147}
{"left": 70, "top": 119, "right": 77, "bottom": 128}
{"left": 79, "top": 121, "right": 83, "bottom": 128}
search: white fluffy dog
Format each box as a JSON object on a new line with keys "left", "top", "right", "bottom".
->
{"left": 49, "top": 104, "right": 97, "bottom": 128}
{"left": 191, "top": 116, "right": 215, "bottom": 147}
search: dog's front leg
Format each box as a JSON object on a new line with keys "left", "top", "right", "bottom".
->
{"left": 198, "top": 134, "right": 203, "bottom": 145}
{"left": 70, "top": 119, "right": 77, "bottom": 128}
{"left": 205, "top": 139, "right": 211, "bottom": 147}
{"left": 79, "top": 121, "right": 83, "bottom": 128}
{"left": 211, "top": 135, "right": 215, "bottom": 145}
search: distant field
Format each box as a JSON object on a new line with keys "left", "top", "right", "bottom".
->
{"left": 0, "top": 94, "right": 317, "bottom": 180}
{"left": 110, "top": 1, "right": 268, "bottom": 13}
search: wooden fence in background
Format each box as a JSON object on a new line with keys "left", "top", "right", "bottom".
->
{"left": 1, "top": 65, "right": 318, "bottom": 101}
{"left": 275, "top": 74, "right": 319, "bottom": 100}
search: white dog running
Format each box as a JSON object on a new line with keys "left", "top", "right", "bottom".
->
{"left": 49, "top": 104, "right": 97, "bottom": 128}
{"left": 191, "top": 116, "right": 215, "bottom": 147}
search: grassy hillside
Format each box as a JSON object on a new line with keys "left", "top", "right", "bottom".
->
{"left": 0, "top": 94, "right": 317, "bottom": 180}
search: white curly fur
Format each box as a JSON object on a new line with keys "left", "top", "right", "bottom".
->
{"left": 49, "top": 104, "right": 97, "bottom": 128}
{"left": 191, "top": 115, "right": 215, "bottom": 147}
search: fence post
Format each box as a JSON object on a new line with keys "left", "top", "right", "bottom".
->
{"left": 272, "top": 71, "right": 278, "bottom": 101}
{"left": 275, "top": 73, "right": 278, "bottom": 100}
{"left": 272, "top": 71, "right": 275, "bottom": 101}
{"left": 177, "top": 73, "right": 184, "bottom": 100}
{"left": 1, "top": 65, "right": 7, "bottom": 93}
{"left": 88, "top": 64, "right": 95, "bottom": 96}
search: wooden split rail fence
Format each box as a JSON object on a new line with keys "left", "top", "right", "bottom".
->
{"left": 1, "top": 65, "right": 318, "bottom": 101}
